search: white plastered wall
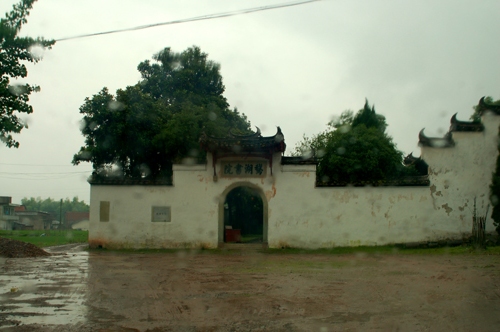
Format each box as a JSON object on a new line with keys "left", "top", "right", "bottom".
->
{"left": 89, "top": 113, "right": 500, "bottom": 249}
{"left": 89, "top": 155, "right": 279, "bottom": 249}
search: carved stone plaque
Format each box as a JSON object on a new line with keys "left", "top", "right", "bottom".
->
{"left": 221, "top": 161, "right": 267, "bottom": 177}
{"left": 152, "top": 206, "right": 171, "bottom": 222}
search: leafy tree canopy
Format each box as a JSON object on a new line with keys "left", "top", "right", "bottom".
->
{"left": 295, "top": 100, "right": 419, "bottom": 185}
{"left": 0, "top": 0, "right": 54, "bottom": 148}
{"left": 482, "top": 97, "right": 500, "bottom": 235}
{"left": 73, "top": 46, "right": 251, "bottom": 179}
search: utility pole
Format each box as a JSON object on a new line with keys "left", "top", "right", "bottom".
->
{"left": 60, "top": 199, "right": 63, "bottom": 230}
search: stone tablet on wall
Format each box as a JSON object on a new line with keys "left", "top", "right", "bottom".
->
{"left": 151, "top": 206, "right": 171, "bottom": 222}
{"left": 221, "top": 161, "right": 267, "bottom": 177}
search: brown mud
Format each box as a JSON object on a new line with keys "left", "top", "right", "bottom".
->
{"left": 0, "top": 244, "right": 499, "bottom": 331}
{"left": 0, "top": 238, "right": 50, "bottom": 258}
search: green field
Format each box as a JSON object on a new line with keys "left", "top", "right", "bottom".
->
{"left": 0, "top": 230, "right": 88, "bottom": 247}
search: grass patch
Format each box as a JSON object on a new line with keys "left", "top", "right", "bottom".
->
{"left": 0, "top": 230, "right": 88, "bottom": 247}
{"left": 264, "top": 244, "right": 500, "bottom": 256}
{"left": 87, "top": 244, "right": 500, "bottom": 256}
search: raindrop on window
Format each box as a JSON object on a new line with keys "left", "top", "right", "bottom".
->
{"left": 28, "top": 44, "right": 45, "bottom": 60}
{"left": 301, "top": 149, "right": 313, "bottom": 159}
{"left": 8, "top": 84, "right": 28, "bottom": 96}
{"left": 108, "top": 100, "right": 125, "bottom": 111}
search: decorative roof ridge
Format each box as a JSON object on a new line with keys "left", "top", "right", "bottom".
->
{"left": 477, "top": 96, "right": 500, "bottom": 115}
{"left": 403, "top": 152, "right": 419, "bottom": 166}
{"left": 316, "top": 175, "right": 430, "bottom": 187}
{"left": 403, "top": 152, "right": 429, "bottom": 175}
{"left": 229, "top": 126, "right": 262, "bottom": 138}
{"left": 418, "top": 129, "right": 455, "bottom": 148}
{"left": 201, "top": 126, "right": 283, "bottom": 141}
{"left": 88, "top": 175, "right": 173, "bottom": 186}
{"left": 449, "top": 113, "right": 484, "bottom": 132}
{"left": 199, "top": 126, "right": 286, "bottom": 154}
{"left": 281, "top": 156, "right": 318, "bottom": 165}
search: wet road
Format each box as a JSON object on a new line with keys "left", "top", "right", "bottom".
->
{"left": 0, "top": 244, "right": 88, "bottom": 329}
{"left": 1, "top": 245, "right": 500, "bottom": 331}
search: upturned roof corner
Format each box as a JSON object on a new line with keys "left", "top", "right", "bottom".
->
{"left": 477, "top": 96, "right": 500, "bottom": 116}
{"left": 418, "top": 128, "right": 455, "bottom": 148}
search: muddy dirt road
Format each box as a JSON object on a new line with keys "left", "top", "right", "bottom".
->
{"left": 1, "top": 245, "right": 499, "bottom": 331}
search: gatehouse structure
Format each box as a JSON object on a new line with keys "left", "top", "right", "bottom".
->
{"left": 88, "top": 98, "right": 500, "bottom": 249}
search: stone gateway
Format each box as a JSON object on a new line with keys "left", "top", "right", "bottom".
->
{"left": 88, "top": 99, "right": 500, "bottom": 249}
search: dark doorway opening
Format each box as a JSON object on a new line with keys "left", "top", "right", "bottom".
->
{"left": 223, "top": 186, "right": 263, "bottom": 243}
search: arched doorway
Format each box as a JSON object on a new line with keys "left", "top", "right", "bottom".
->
{"left": 218, "top": 183, "right": 267, "bottom": 246}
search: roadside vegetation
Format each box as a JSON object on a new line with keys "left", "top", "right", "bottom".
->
{"left": 86, "top": 243, "right": 500, "bottom": 256}
{"left": 2, "top": 229, "right": 497, "bottom": 255}
{"left": 0, "top": 230, "right": 88, "bottom": 247}
{"left": 265, "top": 244, "right": 500, "bottom": 255}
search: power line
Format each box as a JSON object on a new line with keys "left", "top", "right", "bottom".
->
{"left": 0, "top": 171, "right": 89, "bottom": 175}
{"left": 55, "top": 0, "right": 321, "bottom": 42}
{"left": 0, "top": 171, "right": 90, "bottom": 180}
{"left": 0, "top": 162, "right": 84, "bottom": 167}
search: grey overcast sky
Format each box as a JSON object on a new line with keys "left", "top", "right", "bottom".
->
{"left": 1, "top": 0, "right": 499, "bottom": 204}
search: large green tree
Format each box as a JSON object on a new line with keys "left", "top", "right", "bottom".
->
{"left": 295, "top": 101, "right": 416, "bottom": 185}
{"left": 480, "top": 97, "right": 500, "bottom": 235}
{"left": 73, "top": 46, "right": 250, "bottom": 178}
{"left": 0, "top": 0, "right": 54, "bottom": 147}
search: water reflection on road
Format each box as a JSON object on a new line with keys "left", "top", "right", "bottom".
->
{"left": 0, "top": 244, "right": 89, "bottom": 328}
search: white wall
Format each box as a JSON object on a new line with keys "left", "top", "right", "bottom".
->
{"left": 89, "top": 114, "right": 500, "bottom": 249}
{"left": 89, "top": 157, "right": 279, "bottom": 249}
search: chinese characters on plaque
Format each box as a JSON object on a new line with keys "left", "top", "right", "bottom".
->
{"left": 221, "top": 161, "right": 267, "bottom": 177}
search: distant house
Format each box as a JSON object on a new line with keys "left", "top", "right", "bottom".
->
{"left": 0, "top": 196, "right": 19, "bottom": 230}
{"left": 15, "top": 207, "right": 53, "bottom": 230}
{"left": 65, "top": 211, "right": 89, "bottom": 230}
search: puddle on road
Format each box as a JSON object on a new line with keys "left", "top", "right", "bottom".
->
{"left": 0, "top": 245, "right": 89, "bottom": 327}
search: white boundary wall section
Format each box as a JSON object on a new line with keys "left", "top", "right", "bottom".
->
{"left": 88, "top": 113, "right": 500, "bottom": 249}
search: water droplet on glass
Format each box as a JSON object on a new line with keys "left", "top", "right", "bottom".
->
{"left": 182, "top": 157, "right": 196, "bottom": 165}
{"left": 108, "top": 100, "right": 125, "bottom": 111}
{"left": 28, "top": 44, "right": 45, "bottom": 60}
{"left": 133, "top": 192, "right": 144, "bottom": 200}
{"left": 172, "top": 61, "right": 181, "bottom": 70}
{"left": 232, "top": 145, "right": 242, "bottom": 153}
{"left": 301, "top": 149, "right": 313, "bottom": 159}
{"left": 8, "top": 84, "right": 28, "bottom": 96}
{"left": 338, "top": 124, "right": 351, "bottom": 134}
{"left": 316, "top": 149, "right": 325, "bottom": 158}
{"left": 430, "top": 140, "right": 447, "bottom": 148}
{"left": 491, "top": 195, "right": 499, "bottom": 206}
{"left": 189, "top": 149, "right": 199, "bottom": 158}
{"left": 79, "top": 119, "right": 87, "bottom": 131}
{"left": 78, "top": 150, "right": 91, "bottom": 160}
{"left": 208, "top": 112, "right": 217, "bottom": 121}
{"left": 336, "top": 147, "right": 346, "bottom": 155}
{"left": 139, "top": 164, "right": 151, "bottom": 177}
{"left": 21, "top": 281, "right": 37, "bottom": 293}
